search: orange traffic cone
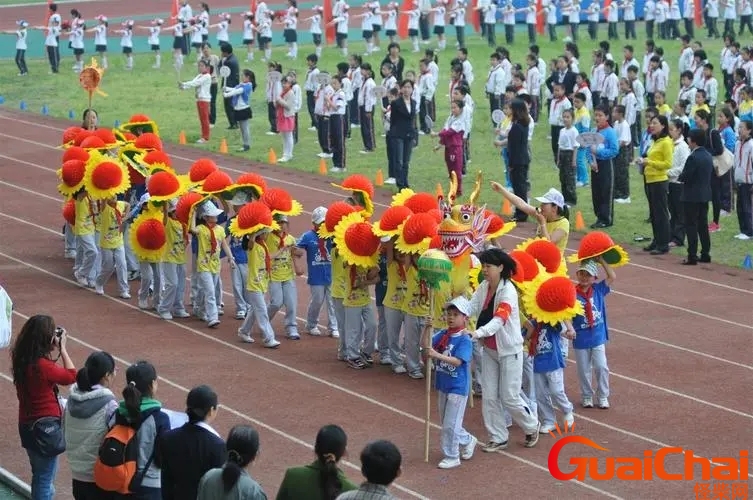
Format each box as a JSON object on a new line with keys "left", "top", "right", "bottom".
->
{"left": 375, "top": 169, "right": 384, "bottom": 186}
{"left": 575, "top": 211, "right": 586, "bottom": 231}
{"left": 268, "top": 148, "right": 277, "bottom": 164}
{"left": 219, "top": 138, "right": 228, "bottom": 154}
{"left": 502, "top": 198, "right": 512, "bottom": 216}
{"left": 319, "top": 158, "right": 327, "bottom": 175}
{"left": 178, "top": 131, "right": 186, "bottom": 145}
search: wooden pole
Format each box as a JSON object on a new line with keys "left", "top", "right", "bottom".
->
{"left": 424, "top": 293, "right": 433, "bottom": 463}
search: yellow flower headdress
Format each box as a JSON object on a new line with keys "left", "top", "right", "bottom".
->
{"left": 83, "top": 151, "right": 131, "bottom": 200}
{"left": 333, "top": 212, "right": 381, "bottom": 268}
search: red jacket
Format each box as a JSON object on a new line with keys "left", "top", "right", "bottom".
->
{"left": 16, "top": 358, "right": 76, "bottom": 423}
{"left": 438, "top": 127, "right": 464, "bottom": 148}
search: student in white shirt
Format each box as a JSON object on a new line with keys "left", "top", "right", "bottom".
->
{"left": 136, "top": 18, "right": 163, "bottom": 68}
{"left": 486, "top": 52, "right": 506, "bottom": 120}
{"left": 525, "top": 54, "right": 542, "bottom": 121}
{"left": 543, "top": 0, "right": 558, "bottom": 41}
{"left": 611, "top": 104, "right": 632, "bottom": 203}
{"left": 586, "top": 0, "right": 600, "bottom": 40}
{"left": 288, "top": 70, "right": 303, "bottom": 144}
{"left": 627, "top": 66, "right": 645, "bottom": 144}
{"left": 86, "top": 15, "right": 109, "bottom": 69}
{"left": 417, "top": 58, "right": 437, "bottom": 134}
{"left": 3, "top": 21, "right": 29, "bottom": 76}
{"left": 327, "top": 75, "right": 349, "bottom": 173}
{"left": 450, "top": 0, "right": 467, "bottom": 48}
{"left": 179, "top": 59, "right": 213, "bottom": 143}
{"left": 36, "top": 19, "right": 61, "bottom": 73}
{"left": 605, "top": 1, "right": 619, "bottom": 40}
{"left": 69, "top": 18, "right": 85, "bottom": 72}
{"left": 223, "top": 69, "right": 256, "bottom": 152}
{"left": 702, "top": 63, "right": 720, "bottom": 122}
{"left": 209, "top": 12, "right": 231, "bottom": 45}
{"left": 358, "top": 62, "right": 377, "bottom": 153}
{"left": 256, "top": 12, "right": 273, "bottom": 61}
{"left": 240, "top": 12, "right": 255, "bottom": 62}
{"left": 431, "top": 0, "right": 448, "bottom": 50}
{"left": 646, "top": 55, "right": 666, "bottom": 106}
{"left": 116, "top": 20, "right": 134, "bottom": 70}
{"left": 549, "top": 83, "right": 573, "bottom": 167}
{"left": 682, "top": 0, "right": 696, "bottom": 36}
{"left": 733, "top": 119, "right": 753, "bottom": 239}
{"left": 722, "top": 0, "right": 737, "bottom": 35}
{"left": 706, "top": 0, "right": 720, "bottom": 37}
{"left": 47, "top": 3, "right": 62, "bottom": 67}
{"left": 306, "top": 6, "right": 324, "bottom": 57}
{"left": 740, "top": 0, "right": 753, "bottom": 34}
{"left": 622, "top": 0, "right": 637, "bottom": 38}
{"left": 283, "top": 2, "right": 299, "bottom": 60}
{"left": 600, "top": 60, "right": 619, "bottom": 108}
{"left": 329, "top": 7, "right": 350, "bottom": 56}
{"left": 476, "top": 0, "right": 498, "bottom": 47}
{"left": 557, "top": 109, "right": 580, "bottom": 205}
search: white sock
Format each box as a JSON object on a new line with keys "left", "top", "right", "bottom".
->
{"left": 315, "top": 45, "right": 322, "bottom": 57}
{"left": 155, "top": 54, "right": 161, "bottom": 67}
{"left": 127, "top": 55, "right": 133, "bottom": 68}
{"left": 101, "top": 55, "right": 108, "bottom": 68}
{"left": 265, "top": 48, "right": 271, "bottom": 59}
{"left": 412, "top": 38, "right": 419, "bottom": 51}
{"left": 291, "top": 42, "right": 298, "bottom": 58}
{"left": 367, "top": 41, "right": 373, "bottom": 54}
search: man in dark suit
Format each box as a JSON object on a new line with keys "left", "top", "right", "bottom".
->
{"left": 678, "top": 129, "right": 713, "bottom": 265}
{"left": 219, "top": 42, "right": 240, "bottom": 130}
{"left": 545, "top": 56, "right": 577, "bottom": 98}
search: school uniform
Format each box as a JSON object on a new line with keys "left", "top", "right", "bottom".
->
{"left": 95, "top": 201, "right": 129, "bottom": 297}
{"left": 193, "top": 223, "right": 225, "bottom": 326}
{"left": 600, "top": 72, "right": 619, "bottom": 110}
{"left": 226, "top": 216, "right": 249, "bottom": 318}
{"left": 573, "top": 281, "right": 611, "bottom": 406}
{"left": 181, "top": 71, "right": 212, "bottom": 141}
{"left": 591, "top": 125, "right": 620, "bottom": 227}
{"left": 668, "top": 138, "right": 691, "bottom": 245}
{"left": 733, "top": 137, "right": 753, "bottom": 238}
{"left": 438, "top": 114, "right": 466, "bottom": 195}
{"left": 485, "top": 64, "right": 505, "bottom": 119}
{"left": 266, "top": 74, "right": 282, "bottom": 134}
{"left": 358, "top": 77, "right": 377, "bottom": 152}
{"left": 382, "top": 260, "right": 407, "bottom": 372}
{"left": 73, "top": 195, "right": 100, "bottom": 287}
{"left": 343, "top": 265, "right": 377, "bottom": 368}
{"left": 237, "top": 237, "right": 280, "bottom": 347}
{"left": 548, "top": 96, "right": 572, "bottom": 165}
{"left": 304, "top": 66, "right": 320, "bottom": 128}
{"left": 266, "top": 231, "right": 299, "bottom": 339}
{"left": 44, "top": 26, "right": 61, "bottom": 73}
{"left": 399, "top": 265, "right": 429, "bottom": 378}
{"left": 276, "top": 461, "right": 357, "bottom": 500}
{"left": 417, "top": 70, "right": 437, "bottom": 134}
{"left": 529, "top": 321, "right": 573, "bottom": 429}
{"left": 613, "top": 119, "right": 632, "bottom": 201}
{"left": 374, "top": 254, "right": 390, "bottom": 364}
{"left": 292, "top": 82, "right": 302, "bottom": 144}
{"left": 348, "top": 66, "right": 362, "bottom": 128}
{"left": 558, "top": 125, "right": 579, "bottom": 205}
{"left": 341, "top": 75, "right": 353, "bottom": 139}
{"left": 329, "top": 89, "right": 348, "bottom": 172}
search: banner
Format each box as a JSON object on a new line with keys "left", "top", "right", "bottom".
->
{"left": 398, "top": 0, "right": 412, "bottom": 38}
{"left": 694, "top": 0, "right": 702, "bottom": 26}
{"left": 324, "top": 0, "right": 335, "bottom": 44}
{"left": 171, "top": 0, "right": 179, "bottom": 19}
{"left": 536, "top": 0, "right": 544, "bottom": 34}
{"left": 472, "top": 0, "right": 481, "bottom": 32}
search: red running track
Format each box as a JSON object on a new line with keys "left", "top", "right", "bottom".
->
{"left": 0, "top": 110, "right": 751, "bottom": 499}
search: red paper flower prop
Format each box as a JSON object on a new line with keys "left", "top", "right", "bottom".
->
{"left": 235, "top": 172, "right": 267, "bottom": 196}
{"left": 522, "top": 274, "right": 584, "bottom": 326}
{"left": 318, "top": 201, "right": 361, "bottom": 239}
{"left": 395, "top": 212, "right": 439, "bottom": 255}
{"left": 175, "top": 191, "right": 207, "bottom": 225}
{"left": 372, "top": 205, "right": 413, "bottom": 238}
{"left": 426, "top": 208, "right": 443, "bottom": 224}
{"left": 62, "top": 199, "right": 76, "bottom": 225}
{"left": 62, "top": 146, "right": 89, "bottom": 164}
{"left": 129, "top": 209, "right": 167, "bottom": 262}
{"left": 567, "top": 231, "right": 629, "bottom": 267}
{"left": 62, "top": 126, "right": 83, "bottom": 146}
{"left": 331, "top": 174, "right": 375, "bottom": 217}
{"left": 189, "top": 158, "right": 219, "bottom": 184}
{"left": 133, "top": 132, "right": 162, "bottom": 151}
{"left": 509, "top": 250, "right": 543, "bottom": 285}
{"left": 516, "top": 238, "right": 566, "bottom": 275}
{"left": 428, "top": 233, "right": 442, "bottom": 250}
{"left": 334, "top": 212, "right": 381, "bottom": 267}
{"left": 93, "top": 128, "right": 120, "bottom": 149}
{"left": 57, "top": 159, "right": 87, "bottom": 197}
{"left": 260, "top": 187, "right": 303, "bottom": 216}
{"left": 483, "top": 209, "right": 514, "bottom": 239}
{"left": 120, "top": 114, "right": 160, "bottom": 137}
{"left": 147, "top": 170, "right": 188, "bottom": 202}
{"left": 83, "top": 152, "right": 130, "bottom": 200}
{"left": 229, "top": 201, "right": 278, "bottom": 237}
{"left": 141, "top": 150, "right": 172, "bottom": 169}
{"left": 72, "top": 129, "right": 93, "bottom": 147}
{"left": 79, "top": 135, "right": 106, "bottom": 151}
{"left": 200, "top": 170, "right": 234, "bottom": 194}
{"left": 392, "top": 190, "right": 439, "bottom": 214}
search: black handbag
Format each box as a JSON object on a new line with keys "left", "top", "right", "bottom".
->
{"left": 25, "top": 384, "right": 66, "bottom": 458}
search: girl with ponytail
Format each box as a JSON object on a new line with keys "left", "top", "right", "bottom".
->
{"left": 64, "top": 351, "right": 117, "bottom": 499}
{"left": 197, "top": 424, "right": 266, "bottom": 499}
{"left": 276, "top": 424, "right": 357, "bottom": 500}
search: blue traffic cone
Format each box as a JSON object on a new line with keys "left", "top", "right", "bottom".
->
{"left": 19, "top": 100, "right": 27, "bottom": 111}
{"left": 114, "top": 119, "right": 121, "bottom": 128}
{"left": 743, "top": 254, "right": 752, "bottom": 270}
{"left": 0, "top": 96, "right": 5, "bottom": 104}
{"left": 41, "top": 104, "right": 49, "bottom": 115}
{"left": 68, "top": 109, "right": 75, "bottom": 119}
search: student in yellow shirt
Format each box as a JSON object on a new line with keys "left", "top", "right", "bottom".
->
{"left": 266, "top": 215, "right": 303, "bottom": 340}
{"left": 342, "top": 261, "right": 380, "bottom": 370}
{"left": 238, "top": 230, "right": 281, "bottom": 349}
{"left": 94, "top": 196, "right": 131, "bottom": 299}
{"left": 189, "top": 200, "right": 234, "bottom": 328}
{"left": 401, "top": 254, "right": 432, "bottom": 379}
{"left": 73, "top": 190, "right": 100, "bottom": 288}
{"left": 158, "top": 199, "right": 190, "bottom": 321}
{"left": 330, "top": 244, "right": 348, "bottom": 361}
{"left": 381, "top": 238, "right": 409, "bottom": 374}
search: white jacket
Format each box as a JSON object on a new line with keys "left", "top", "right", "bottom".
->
{"left": 469, "top": 279, "right": 524, "bottom": 357}
{"left": 0, "top": 286, "right": 11, "bottom": 349}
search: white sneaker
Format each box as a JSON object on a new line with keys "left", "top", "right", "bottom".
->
{"left": 235, "top": 311, "right": 246, "bottom": 320}
{"left": 598, "top": 398, "right": 610, "bottom": 409}
{"left": 120, "top": 292, "right": 131, "bottom": 299}
{"left": 76, "top": 276, "right": 89, "bottom": 287}
{"left": 392, "top": 365, "right": 407, "bottom": 374}
{"left": 196, "top": 138, "right": 207, "bottom": 144}
{"left": 437, "top": 457, "right": 461, "bottom": 469}
{"left": 460, "top": 435, "right": 478, "bottom": 460}
{"left": 307, "top": 327, "right": 322, "bottom": 336}
{"left": 582, "top": 397, "right": 594, "bottom": 408}
{"left": 539, "top": 424, "right": 556, "bottom": 434}
{"left": 329, "top": 330, "right": 340, "bottom": 338}
{"left": 265, "top": 131, "right": 278, "bottom": 135}
{"left": 308, "top": 126, "right": 317, "bottom": 131}
{"left": 138, "top": 299, "right": 150, "bottom": 310}
{"left": 94, "top": 285, "right": 104, "bottom": 295}
{"left": 207, "top": 320, "right": 220, "bottom": 328}
{"left": 563, "top": 412, "right": 575, "bottom": 429}
{"left": 734, "top": 233, "right": 751, "bottom": 240}
{"left": 278, "top": 156, "right": 291, "bottom": 163}
{"left": 263, "top": 339, "right": 281, "bottom": 348}
{"left": 384, "top": 177, "right": 396, "bottom": 185}
{"left": 172, "top": 310, "right": 190, "bottom": 318}
{"left": 160, "top": 312, "right": 173, "bottom": 320}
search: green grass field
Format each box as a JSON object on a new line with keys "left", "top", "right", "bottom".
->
{"left": 1, "top": 24, "right": 751, "bottom": 268}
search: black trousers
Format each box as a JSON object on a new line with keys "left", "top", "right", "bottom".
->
{"left": 306, "top": 90, "right": 316, "bottom": 127}
{"left": 504, "top": 24, "right": 514, "bottom": 44}
{"left": 548, "top": 23, "right": 557, "bottom": 41}
{"left": 684, "top": 18, "right": 695, "bottom": 37}
{"left": 329, "top": 114, "right": 346, "bottom": 169}
{"left": 737, "top": 183, "right": 753, "bottom": 236}
{"left": 349, "top": 89, "right": 360, "bottom": 126}
{"left": 510, "top": 163, "right": 530, "bottom": 221}
{"left": 267, "top": 102, "right": 277, "bottom": 133}
{"left": 613, "top": 145, "right": 631, "bottom": 200}
{"left": 740, "top": 15, "right": 753, "bottom": 34}
{"left": 646, "top": 20, "right": 654, "bottom": 39}
{"left": 558, "top": 150, "right": 576, "bottom": 206}
{"left": 550, "top": 125, "right": 563, "bottom": 164}
{"left": 209, "top": 83, "right": 218, "bottom": 125}
{"left": 668, "top": 182, "right": 686, "bottom": 245}
{"left": 456, "top": 25, "right": 466, "bottom": 47}
{"left": 223, "top": 95, "right": 236, "bottom": 128}
{"left": 419, "top": 14, "right": 430, "bottom": 40}
{"left": 647, "top": 180, "right": 670, "bottom": 250}
{"left": 388, "top": 136, "right": 413, "bottom": 189}
{"left": 15, "top": 49, "right": 27, "bottom": 74}
{"left": 359, "top": 106, "right": 375, "bottom": 151}
{"left": 684, "top": 201, "right": 710, "bottom": 260}
{"left": 588, "top": 21, "right": 598, "bottom": 40}
{"left": 46, "top": 45, "right": 58, "bottom": 73}
{"left": 488, "top": 94, "right": 502, "bottom": 120}
{"left": 592, "top": 159, "right": 615, "bottom": 225}
{"left": 317, "top": 115, "right": 331, "bottom": 153}
{"left": 419, "top": 97, "right": 435, "bottom": 133}
{"left": 485, "top": 22, "right": 496, "bottom": 47}
{"left": 625, "top": 20, "right": 636, "bottom": 39}
{"left": 710, "top": 169, "right": 732, "bottom": 224}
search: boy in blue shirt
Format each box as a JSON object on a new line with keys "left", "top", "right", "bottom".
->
{"left": 572, "top": 257, "right": 616, "bottom": 409}
{"left": 422, "top": 296, "right": 477, "bottom": 470}
{"left": 295, "top": 206, "right": 339, "bottom": 338}
{"left": 226, "top": 193, "right": 250, "bottom": 320}
{"left": 525, "top": 319, "right": 575, "bottom": 434}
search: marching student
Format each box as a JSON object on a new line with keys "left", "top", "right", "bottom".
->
{"left": 158, "top": 199, "right": 190, "bottom": 320}
{"left": 226, "top": 194, "right": 250, "bottom": 320}
{"left": 422, "top": 297, "right": 478, "bottom": 469}
{"left": 94, "top": 196, "right": 130, "bottom": 299}
{"left": 73, "top": 190, "right": 100, "bottom": 288}
{"left": 328, "top": 75, "right": 348, "bottom": 173}
{"left": 296, "top": 207, "right": 339, "bottom": 337}
{"left": 266, "top": 215, "right": 301, "bottom": 340}
{"left": 572, "top": 258, "right": 616, "bottom": 409}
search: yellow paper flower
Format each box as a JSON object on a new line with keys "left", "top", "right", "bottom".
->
{"left": 83, "top": 151, "right": 130, "bottom": 200}
{"left": 391, "top": 188, "right": 416, "bottom": 207}
{"left": 515, "top": 237, "right": 568, "bottom": 276}
{"left": 129, "top": 208, "right": 167, "bottom": 263}
{"left": 333, "top": 212, "right": 380, "bottom": 268}
{"left": 57, "top": 159, "right": 87, "bottom": 197}
{"left": 146, "top": 170, "right": 190, "bottom": 203}
{"left": 522, "top": 272, "right": 585, "bottom": 326}
{"left": 228, "top": 201, "right": 279, "bottom": 238}
{"left": 118, "top": 144, "right": 150, "bottom": 178}
{"left": 394, "top": 212, "right": 439, "bottom": 255}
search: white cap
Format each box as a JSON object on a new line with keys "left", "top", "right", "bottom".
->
{"left": 578, "top": 260, "right": 599, "bottom": 277}
{"left": 230, "top": 191, "right": 250, "bottom": 206}
{"left": 445, "top": 296, "right": 472, "bottom": 317}
{"left": 312, "top": 206, "right": 327, "bottom": 225}
{"left": 534, "top": 188, "right": 565, "bottom": 209}
{"left": 274, "top": 214, "right": 289, "bottom": 223}
{"left": 380, "top": 235, "right": 392, "bottom": 243}
{"left": 166, "top": 198, "right": 178, "bottom": 212}
{"left": 200, "top": 201, "right": 224, "bottom": 218}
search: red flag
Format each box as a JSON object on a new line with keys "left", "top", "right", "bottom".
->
{"left": 398, "top": 0, "right": 412, "bottom": 38}
{"left": 472, "top": 0, "right": 481, "bottom": 32}
{"left": 171, "top": 0, "right": 179, "bottom": 19}
{"left": 250, "top": 0, "right": 257, "bottom": 15}
{"left": 536, "top": 0, "right": 544, "bottom": 34}
{"left": 324, "top": 0, "right": 335, "bottom": 44}
{"left": 694, "top": 0, "right": 702, "bottom": 26}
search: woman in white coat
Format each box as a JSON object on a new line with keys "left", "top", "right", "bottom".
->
{"left": 469, "top": 247, "right": 540, "bottom": 452}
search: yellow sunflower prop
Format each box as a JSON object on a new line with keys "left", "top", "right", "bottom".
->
{"left": 119, "top": 113, "right": 160, "bottom": 137}
{"left": 83, "top": 151, "right": 130, "bottom": 200}
{"left": 372, "top": 205, "right": 413, "bottom": 239}
{"left": 483, "top": 209, "right": 515, "bottom": 240}
{"left": 566, "top": 231, "right": 630, "bottom": 267}
{"left": 129, "top": 208, "right": 168, "bottom": 263}
{"left": 260, "top": 187, "right": 303, "bottom": 217}
{"left": 229, "top": 201, "right": 279, "bottom": 238}
{"left": 318, "top": 201, "right": 361, "bottom": 239}
{"left": 391, "top": 189, "right": 440, "bottom": 214}
{"left": 395, "top": 212, "right": 439, "bottom": 255}
{"left": 147, "top": 170, "right": 190, "bottom": 203}
{"left": 333, "top": 212, "right": 381, "bottom": 268}
{"left": 226, "top": 172, "right": 267, "bottom": 201}
{"left": 119, "top": 144, "right": 150, "bottom": 178}
{"left": 331, "top": 174, "right": 375, "bottom": 218}
{"left": 57, "top": 159, "right": 87, "bottom": 197}
{"left": 515, "top": 237, "right": 568, "bottom": 276}
{"left": 199, "top": 170, "right": 234, "bottom": 195}
{"left": 522, "top": 273, "right": 585, "bottom": 326}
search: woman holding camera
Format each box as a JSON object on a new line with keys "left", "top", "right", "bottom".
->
{"left": 11, "top": 315, "right": 76, "bottom": 500}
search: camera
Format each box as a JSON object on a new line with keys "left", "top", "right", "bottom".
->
{"left": 55, "top": 327, "right": 64, "bottom": 338}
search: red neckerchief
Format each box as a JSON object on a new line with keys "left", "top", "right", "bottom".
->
{"left": 349, "top": 265, "right": 359, "bottom": 289}
{"left": 433, "top": 326, "right": 463, "bottom": 352}
{"left": 316, "top": 234, "right": 329, "bottom": 261}
{"left": 257, "top": 236, "right": 271, "bottom": 273}
{"left": 206, "top": 222, "right": 218, "bottom": 254}
{"left": 397, "top": 262, "right": 406, "bottom": 281}
{"left": 277, "top": 231, "right": 286, "bottom": 250}
{"left": 597, "top": 121, "right": 610, "bottom": 131}
{"left": 577, "top": 285, "right": 595, "bottom": 327}
{"left": 107, "top": 200, "right": 123, "bottom": 227}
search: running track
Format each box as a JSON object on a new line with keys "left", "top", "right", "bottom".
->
{"left": 0, "top": 109, "right": 752, "bottom": 499}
